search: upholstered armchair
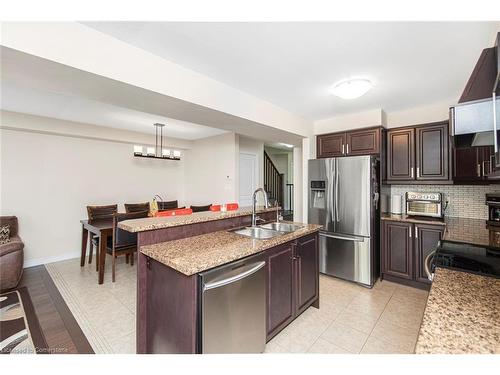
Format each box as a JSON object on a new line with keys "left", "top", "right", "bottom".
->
{"left": 0, "top": 216, "right": 24, "bottom": 291}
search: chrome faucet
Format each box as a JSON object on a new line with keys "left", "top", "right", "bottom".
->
{"left": 252, "top": 188, "right": 269, "bottom": 227}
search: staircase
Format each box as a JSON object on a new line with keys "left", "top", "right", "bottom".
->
{"left": 264, "top": 151, "right": 284, "bottom": 209}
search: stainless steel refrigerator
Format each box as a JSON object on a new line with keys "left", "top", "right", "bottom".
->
{"left": 308, "top": 155, "right": 379, "bottom": 287}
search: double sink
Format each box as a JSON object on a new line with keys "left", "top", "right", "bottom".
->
{"left": 231, "top": 222, "right": 303, "bottom": 240}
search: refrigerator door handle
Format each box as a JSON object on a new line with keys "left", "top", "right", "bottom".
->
{"left": 327, "top": 161, "right": 335, "bottom": 223}
{"left": 335, "top": 159, "right": 339, "bottom": 221}
{"left": 319, "top": 231, "right": 365, "bottom": 242}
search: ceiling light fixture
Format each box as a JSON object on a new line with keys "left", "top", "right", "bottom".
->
{"left": 331, "top": 78, "right": 373, "bottom": 100}
{"left": 133, "top": 123, "right": 181, "bottom": 161}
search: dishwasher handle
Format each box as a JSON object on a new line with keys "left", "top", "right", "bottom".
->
{"left": 203, "top": 261, "right": 266, "bottom": 291}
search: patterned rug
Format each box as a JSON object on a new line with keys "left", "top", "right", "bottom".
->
{"left": 0, "top": 287, "right": 48, "bottom": 354}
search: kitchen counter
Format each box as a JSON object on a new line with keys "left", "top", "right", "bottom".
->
{"left": 140, "top": 223, "right": 322, "bottom": 275}
{"left": 119, "top": 206, "right": 277, "bottom": 233}
{"left": 381, "top": 213, "right": 446, "bottom": 226}
{"left": 415, "top": 267, "right": 500, "bottom": 354}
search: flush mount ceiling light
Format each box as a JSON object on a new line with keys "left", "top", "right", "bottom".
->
{"left": 331, "top": 78, "right": 373, "bottom": 100}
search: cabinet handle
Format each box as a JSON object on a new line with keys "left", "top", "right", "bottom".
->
{"left": 409, "top": 226, "right": 412, "bottom": 238}
{"left": 410, "top": 167, "right": 414, "bottom": 179}
{"left": 477, "top": 164, "right": 481, "bottom": 177}
{"left": 416, "top": 167, "right": 420, "bottom": 178}
{"left": 490, "top": 155, "right": 495, "bottom": 174}
{"left": 346, "top": 144, "right": 349, "bottom": 154}
{"left": 415, "top": 226, "right": 418, "bottom": 239}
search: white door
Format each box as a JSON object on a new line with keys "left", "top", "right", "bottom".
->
{"left": 239, "top": 153, "right": 257, "bottom": 207}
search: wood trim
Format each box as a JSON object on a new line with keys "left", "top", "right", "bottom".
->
{"left": 381, "top": 273, "right": 430, "bottom": 291}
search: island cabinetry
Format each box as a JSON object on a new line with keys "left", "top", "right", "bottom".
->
{"left": 137, "top": 230, "right": 320, "bottom": 353}
{"left": 266, "top": 233, "right": 319, "bottom": 340}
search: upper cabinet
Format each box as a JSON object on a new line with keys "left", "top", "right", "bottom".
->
{"left": 385, "top": 121, "right": 451, "bottom": 184}
{"left": 453, "top": 146, "right": 494, "bottom": 183}
{"left": 316, "top": 133, "right": 346, "bottom": 158}
{"left": 316, "top": 127, "right": 381, "bottom": 158}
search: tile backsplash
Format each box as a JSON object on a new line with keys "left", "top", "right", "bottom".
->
{"left": 381, "top": 185, "right": 500, "bottom": 219}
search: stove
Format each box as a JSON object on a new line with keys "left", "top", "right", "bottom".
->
{"left": 429, "top": 240, "right": 500, "bottom": 280}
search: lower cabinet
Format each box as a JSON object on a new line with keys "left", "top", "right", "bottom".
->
{"left": 266, "top": 233, "right": 319, "bottom": 340}
{"left": 382, "top": 220, "right": 444, "bottom": 287}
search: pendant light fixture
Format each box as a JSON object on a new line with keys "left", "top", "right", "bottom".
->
{"left": 133, "top": 123, "right": 182, "bottom": 160}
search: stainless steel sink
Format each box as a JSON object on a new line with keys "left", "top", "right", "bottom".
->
{"left": 230, "top": 226, "right": 282, "bottom": 240}
{"left": 259, "top": 222, "right": 304, "bottom": 233}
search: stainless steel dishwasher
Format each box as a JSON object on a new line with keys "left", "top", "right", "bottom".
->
{"left": 200, "top": 255, "right": 266, "bottom": 353}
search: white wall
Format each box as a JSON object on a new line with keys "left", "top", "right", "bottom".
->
{"left": 314, "top": 109, "right": 384, "bottom": 135}
{"left": 385, "top": 99, "right": 452, "bottom": 128}
{"left": 185, "top": 132, "right": 238, "bottom": 206}
{"left": 1, "top": 127, "right": 186, "bottom": 267}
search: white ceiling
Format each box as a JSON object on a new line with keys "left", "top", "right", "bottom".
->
{"left": 83, "top": 22, "right": 500, "bottom": 121}
{"left": 0, "top": 81, "right": 227, "bottom": 140}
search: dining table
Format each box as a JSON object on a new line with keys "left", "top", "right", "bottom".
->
{"left": 80, "top": 219, "right": 113, "bottom": 284}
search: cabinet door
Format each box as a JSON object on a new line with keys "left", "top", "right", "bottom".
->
{"left": 382, "top": 221, "right": 413, "bottom": 280}
{"left": 479, "top": 146, "right": 495, "bottom": 177}
{"left": 295, "top": 234, "right": 319, "bottom": 315}
{"left": 266, "top": 243, "right": 295, "bottom": 339}
{"left": 346, "top": 127, "right": 381, "bottom": 156}
{"left": 414, "top": 224, "right": 444, "bottom": 284}
{"left": 453, "top": 147, "right": 481, "bottom": 182}
{"left": 317, "top": 133, "right": 346, "bottom": 158}
{"left": 415, "top": 123, "right": 449, "bottom": 181}
{"left": 386, "top": 128, "right": 415, "bottom": 181}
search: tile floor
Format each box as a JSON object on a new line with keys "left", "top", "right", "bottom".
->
{"left": 46, "top": 257, "right": 428, "bottom": 354}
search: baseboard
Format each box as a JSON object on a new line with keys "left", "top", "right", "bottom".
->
{"left": 24, "top": 252, "right": 80, "bottom": 268}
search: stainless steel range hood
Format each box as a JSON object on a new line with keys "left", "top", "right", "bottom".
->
{"left": 451, "top": 33, "right": 500, "bottom": 151}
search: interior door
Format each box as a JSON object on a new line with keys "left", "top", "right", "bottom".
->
{"left": 335, "top": 156, "right": 371, "bottom": 237}
{"left": 239, "top": 153, "right": 257, "bottom": 207}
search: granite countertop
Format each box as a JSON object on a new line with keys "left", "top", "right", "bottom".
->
{"left": 381, "top": 213, "right": 446, "bottom": 226}
{"left": 119, "top": 206, "right": 276, "bottom": 233}
{"left": 140, "top": 223, "right": 322, "bottom": 275}
{"left": 415, "top": 267, "right": 500, "bottom": 354}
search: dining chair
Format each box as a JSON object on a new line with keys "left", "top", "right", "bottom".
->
{"left": 190, "top": 204, "right": 213, "bottom": 213}
{"left": 124, "top": 202, "right": 150, "bottom": 214}
{"left": 157, "top": 200, "right": 180, "bottom": 211}
{"left": 86, "top": 204, "right": 117, "bottom": 271}
{"left": 107, "top": 211, "right": 149, "bottom": 282}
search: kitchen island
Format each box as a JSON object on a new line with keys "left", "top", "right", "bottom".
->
{"left": 119, "top": 208, "right": 321, "bottom": 354}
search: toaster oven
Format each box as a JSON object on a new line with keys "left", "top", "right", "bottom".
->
{"left": 405, "top": 192, "right": 443, "bottom": 218}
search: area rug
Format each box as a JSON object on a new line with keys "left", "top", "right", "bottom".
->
{"left": 0, "top": 287, "right": 48, "bottom": 354}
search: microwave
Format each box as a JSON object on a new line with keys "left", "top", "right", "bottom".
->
{"left": 405, "top": 192, "right": 443, "bottom": 219}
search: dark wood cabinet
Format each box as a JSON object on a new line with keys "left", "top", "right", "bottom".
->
{"left": 385, "top": 121, "right": 450, "bottom": 184}
{"left": 386, "top": 128, "right": 415, "bottom": 181}
{"left": 265, "top": 232, "right": 319, "bottom": 340}
{"left": 317, "top": 127, "right": 381, "bottom": 158}
{"left": 382, "top": 220, "right": 444, "bottom": 288}
{"left": 382, "top": 221, "right": 413, "bottom": 280}
{"left": 415, "top": 123, "right": 449, "bottom": 181}
{"left": 346, "top": 127, "right": 381, "bottom": 156}
{"left": 453, "top": 146, "right": 494, "bottom": 183}
{"left": 266, "top": 243, "right": 295, "bottom": 338}
{"left": 294, "top": 235, "right": 319, "bottom": 314}
{"left": 317, "top": 133, "right": 345, "bottom": 158}
{"left": 414, "top": 224, "right": 444, "bottom": 284}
